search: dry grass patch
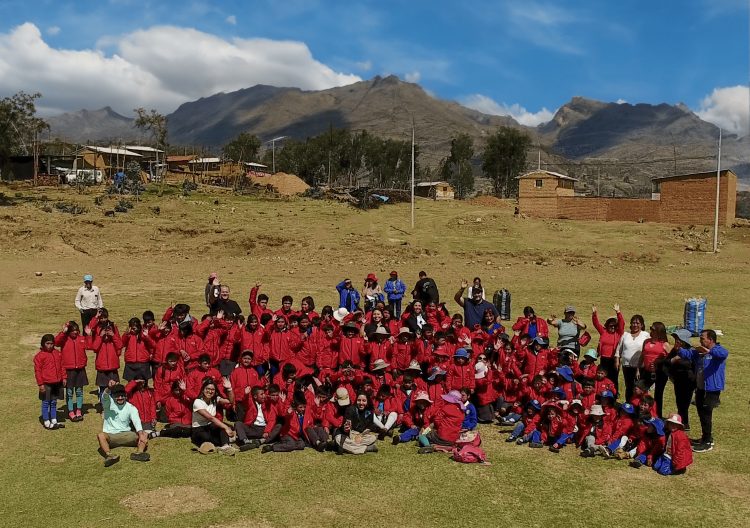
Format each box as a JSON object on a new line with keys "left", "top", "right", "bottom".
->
{"left": 120, "top": 486, "right": 217, "bottom": 519}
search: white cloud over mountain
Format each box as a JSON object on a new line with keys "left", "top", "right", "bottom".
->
{"left": 696, "top": 85, "right": 750, "bottom": 137}
{"left": 0, "top": 23, "right": 360, "bottom": 115}
{"left": 461, "top": 94, "right": 555, "bottom": 127}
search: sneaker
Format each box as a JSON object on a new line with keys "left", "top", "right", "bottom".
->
{"left": 629, "top": 460, "right": 643, "bottom": 469}
{"left": 392, "top": 436, "right": 401, "bottom": 446}
{"left": 417, "top": 446, "right": 434, "bottom": 454}
{"left": 130, "top": 452, "right": 150, "bottom": 462}
{"left": 75, "top": 409, "right": 83, "bottom": 421}
{"left": 261, "top": 444, "right": 274, "bottom": 454}
{"left": 549, "top": 446, "right": 560, "bottom": 453}
{"left": 365, "top": 444, "right": 379, "bottom": 453}
{"left": 239, "top": 441, "right": 258, "bottom": 452}
{"left": 68, "top": 411, "right": 76, "bottom": 421}
{"left": 515, "top": 437, "right": 525, "bottom": 445}
{"left": 147, "top": 431, "right": 159, "bottom": 439}
{"left": 52, "top": 421, "right": 64, "bottom": 429}
{"left": 218, "top": 445, "right": 237, "bottom": 456}
{"left": 690, "top": 438, "right": 703, "bottom": 446}
{"left": 529, "top": 442, "right": 543, "bottom": 448}
{"left": 103, "top": 454, "right": 120, "bottom": 467}
{"left": 692, "top": 442, "right": 713, "bottom": 453}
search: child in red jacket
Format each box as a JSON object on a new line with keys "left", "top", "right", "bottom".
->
{"left": 156, "top": 380, "right": 192, "bottom": 438}
{"left": 580, "top": 405, "right": 612, "bottom": 457}
{"left": 262, "top": 391, "right": 308, "bottom": 453}
{"left": 507, "top": 399, "right": 542, "bottom": 443}
{"left": 446, "top": 348, "right": 475, "bottom": 392}
{"left": 125, "top": 378, "right": 157, "bottom": 436}
{"left": 86, "top": 323, "right": 122, "bottom": 401}
{"left": 153, "top": 352, "right": 185, "bottom": 404}
{"left": 630, "top": 417, "right": 666, "bottom": 469}
{"left": 393, "top": 391, "right": 434, "bottom": 445}
{"left": 605, "top": 402, "right": 638, "bottom": 457}
{"left": 34, "top": 334, "right": 65, "bottom": 429}
{"left": 417, "top": 390, "right": 465, "bottom": 454}
{"left": 652, "top": 413, "right": 693, "bottom": 475}
{"left": 235, "top": 386, "right": 280, "bottom": 450}
{"left": 594, "top": 366, "right": 616, "bottom": 397}
{"left": 55, "top": 321, "right": 88, "bottom": 422}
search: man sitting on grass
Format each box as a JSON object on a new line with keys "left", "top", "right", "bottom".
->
{"left": 97, "top": 380, "right": 150, "bottom": 467}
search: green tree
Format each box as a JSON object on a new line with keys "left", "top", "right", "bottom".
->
{"left": 134, "top": 108, "right": 168, "bottom": 190}
{"left": 223, "top": 132, "right": 261, "bottom": 163}
{"left": 440, "top": 133, "right": 474, "bottom": 199}
{"left": 481, "top": 127, "right": 531, "bottom": 197}
{"left": 0, "top": 91, "right": 48, "bottom": 181}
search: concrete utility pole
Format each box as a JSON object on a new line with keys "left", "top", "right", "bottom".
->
{"left": 411, "top": 118, "right": 415, "bottom": 229}
{"left": 713, "top": 128, "right": 722, "bottom": 253}
{"left": 269, "top": 136, "right": 287, "bottom": 174}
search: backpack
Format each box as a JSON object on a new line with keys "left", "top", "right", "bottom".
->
{"left": 452, "top": 444, "right": 489, "bottom": 464}
{"left": 455, "top": 430, "right": 481, "bottom": 447}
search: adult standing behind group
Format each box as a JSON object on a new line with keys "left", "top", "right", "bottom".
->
{"left": 413, "top": 271, "right": 439, "bottom": 306}
{"left": 210, "top": 285, "right": 242, "bottom": 318}
{"left": 336, "top": 279, "right": 361, "bottom": 313}
{"left": 75, "top": 274, "right": 103, "bottom": 328}
{"left": 205, "top": 272, "right": 221, "bottom": 309}
{"left": 547, "top": 306, "right": 587, "bottom": 354}
{"left": 614, "top": 314, "right": 649, "bottom": 402}
{"left": 591, "top": 305, "right": 625, "bottom": 392}
{"left": 454, "top": 280, "right": 498, "bottom": 328}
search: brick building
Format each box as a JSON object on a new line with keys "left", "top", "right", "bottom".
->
{"left": 517, "top": 169, "right": 737, "bottom": 226}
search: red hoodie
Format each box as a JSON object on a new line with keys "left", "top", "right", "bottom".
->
{"left": 338, "top": 335, "right": 365, "bottom": 368}
{"left": 121, "top": 331, "right": 155, "bottom": 364}
{"left": 163, "top": 392, "right": 192, "bottom": 425}
{"left": 391, "top": 341, "right": 417, "bottom": 371}
{"left": 33, "top": 349, "right": 64, "bottom": 385}
{"left": 248, "top": 286, "right": 273, "bottom": 321}
{"left": 229, "top": 365, "right": 263, "bottom": 398}
{"left": 55, "top": 332, "right": 88, "bottom": 370}
{"left": 88, "top": 334, "right": 122, "bottom": 372}
{"left": 511, "top": 316, "right": 550, "bottom": 338}
{"left": 125, "top": 381, "right": 157, "bottom": 424}
{"left": 446, "top": 361, "right": 476, "bottom": 391}
{"left": 153, "top": 363, "right": 185, "bottom": 403}
{"left": 367, "top": 340, "right": 392, "bottom": 369}
{"left": 667, "top": 429, "right": 693, "bottom": 471}
{"left": 433, "top": 401, "right": 464, "bottom": 443}
{"left": 240, "top": 325, "right": 269, "bottom": 365}
{"left": 591, "top": 311, "right": 625, "bottom": 359}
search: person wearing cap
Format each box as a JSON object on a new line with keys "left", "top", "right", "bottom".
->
{"left": 547, "top": 306, "right": 587, "bottom": 355}
{"left": 446, "top": 348, "right": 475, "bottom": 392}
{"left": 393, "top": 391, "right": 434, "bottom": 445}
{"left": 614, "top": 314, "right": 649, "bottom": 402}
{"left": 383, "top": 271, "right": 407, "bottom": 318}
{"left": 677, "top": 328, "right": 728, "bottom": 453}
{"left": 629, "top": 417, "right": 666, "bottom": 468}
{"left": 205, "top": 272, "right": 220, "bottom": 309}
{"left": 606, "top": 403, "right": 639, "bottom": 458}
{"left": 336, "top": 278, "right": 361, "bottom": 313}
{"left": 507, "top": 399, "right": 542, "bottom": 444}
{"left": 75, "top": 274, "right": 103, "bottom": 328}
{"left": 666, "top": 328, "right": 696, "bottom": 432}
{"left": 362, "top": 273, "right": 384, "bottom": 313}
{"left": 580, "top": 404, "right": 612, "bottom": 457}
{"left": 652, "top": 413, "right": 693, "bottom": 475}
{"left": 578, "top": 349, "right": 599, "bottom": 382}
{"left": 591, "top": 304, "right": 625, "bottom": 391}
{"left": 97, "top": 380, "right": 150, "bottom": 467}
{"left": 454, "top": 279, "right": 498, "bottom": 329}
{"left": 367, "top": 327, "right": 392, "bottom": 370}
{"left": 417, "top": 389, "right": 464, "bottom": 453}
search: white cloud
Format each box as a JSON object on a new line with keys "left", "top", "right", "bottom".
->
{"left": 696, "top": 85, "right": 750, "bottom": 137}
{"left": 225, "top": 15, "right": 236, "bottom": 25}
{"left": 616, "top": 98, "right": 627, "bottom": 104}
{"left": 404, "top": 70, "right": 421, "bottom": 83}
{"left": 355, "top": 59, "right": 372, "bottom": 71}
{"left": 0, "top": 23, "right": 361, "bottom": 115}
{"left": 461, "top": 94, "right": 555, "bottom": 127}
{"left": 46, "top": 26, "right": 61, "bottom": 36}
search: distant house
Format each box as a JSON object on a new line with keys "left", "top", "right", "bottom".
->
{"left": 415, "top": 181, "right": 455, "bottom": 200}
{"left": 167, "top": 155, "right": 198, "bottom": 172}
{"left": 188, "top": 157, "right": 223, "bottom": 172}
{"left": 124, "top": 145, "right": 164, "bottom": 161}
{"left": 517, "top": 168, "right": 737, "bottom": 226}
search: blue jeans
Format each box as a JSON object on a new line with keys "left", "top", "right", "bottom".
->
{"left": 41, "top": 399, "right": 57, "bottom": 421}
{"left": 510, "top": 422, "right": 525, "bottom": 438}
{"left": 389, "top": 300, "right": 402, "bottom": 318}
{"left": 399, "top": 427, "right": 420, "bottom": 442}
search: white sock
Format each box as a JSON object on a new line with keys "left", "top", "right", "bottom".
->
{"left": 44, "top": 420, "right": 51, "bottom": 428}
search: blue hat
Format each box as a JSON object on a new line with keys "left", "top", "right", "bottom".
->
{"left": 601, "top": 390, "right": 615, "bottom": 401}
{"left": 528, "top": 399, "right": 542, "bottom": 411}
{"left": 556, "top": 366, "right": 574, "bottom": 382}
{"left": 671, "top": 328, "right": 693, "bottom": 345}
{"left": 427, "top": 367, "right": 446, "bottom": 381}
{"left": 532, "top": 336, "right": 548, "bottom": 347}
{"left": 644, "top": 417, "right": 665, "bottom": 436}
{"left": 551, "top": 386, "right": 566, "bottom": 399}
{"left": 620, "top": 403, "right": 636, "bottom": 415}
{"left": 83, "top": 274, "right": 93, "bottom": 282}
{"left": 453, "top": 348, "right": 470, "bottom": 359}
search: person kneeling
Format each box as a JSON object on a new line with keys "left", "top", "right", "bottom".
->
{"left": 97, "top": 381, "right": 150, "bottom": 467}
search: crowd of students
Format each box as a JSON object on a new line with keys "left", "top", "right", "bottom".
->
{"left": 32, "top": 272, "right": 728, "bottom": 472}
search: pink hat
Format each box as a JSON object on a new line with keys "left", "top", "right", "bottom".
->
{"left": 665, "top": 413, "right": 684, "bottom": 429}
{"left": 441, "top": 390, "right": 463, "bottom": 405}
{"left": 208, "top": 272, "right": 218, "bottom": 280}
{"left": 414, "top": 391, "right": 432, "bottom": 403}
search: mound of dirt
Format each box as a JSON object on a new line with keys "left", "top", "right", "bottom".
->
{"left": 249, "top": 172, "right": 310, "bottom": 195}
{"left": 469, "top": 195, "right": 510, "bottom": 206}
{"left": 121, "top": 486, "right": 217, "bottom": 519}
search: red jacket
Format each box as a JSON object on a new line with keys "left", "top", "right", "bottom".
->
{"left": 315, "top": 333, "right": 339, "bottom": 371}
{"left": 197, "top": 318, "right": 229, "bottom": 365}
{"left": 592, "top": 311, "right": 625, "bottom": 359}
{"left": 33, "top": 349, "right": 64, "bottom": 385}
{"left": 151, "top": 334, "right": 173, "bottom": 365}
{"left": 248, "top": 287, "right": 273, "bottom": 321}
{"left": 402, "top": 404, "right": 435, "bottom": 429}
{"left": 292, "top": 328, "right": 318, "bottom": 367}
{"left": 153, "top": 363, "right": 185, "bottom": 403}
{"left": 610, "top": 414, "right": 637, "bottom": 441}
{"left": 523, "top": 349, "right": 550, "bottom": 378}
{"left": 125, "top": 381, "right": 157, "bottom": 424}
{"left": 338, "top": 335, "right": 365, "bottom": 367}
{"left": 667, "top": 429, "right": 693, "bottom": 471}
{"left": 279, "top": 406, "right": 313, "bottom": 441}
{"left": 582, "top": 418, "right": 612, "bottom": 446}
{"left": 594, "top": 377, "right": 617, "bottom": 397}
{"left": 241, "top": 397, "right": 278, "bottom": 434}
{"left": 426, "top": 380, "right": 447, "bottom": 407}
{"left": 55, "top": 332, "right": 88, "bottom": 370}
{"left": 186, "top": 367, "right": 222, "bottom": 400}
{"left": 266, "top": 327, "right": 298, "bottom": 363}
{"left": 88, "top": 334, "right": 122, "bottom": 372}
{"left": 446, "top": 362, "right": 476, "bottom": 391}
{"left": 367, "top": 340, "right": 392, "bottom": 369}
{"left": 474, "top": 371, "right": 499, "bottom": 406}
{"left": 539, "top": 415, "right": 566, "bottom": 443}
{"left": 229, "top": 365, "right": 263, "bottom": 398}
{"left": 433, "top": 401, "right": 465, "bottom": 443}
{"left": 121, "top": 331, "right": 155, "bottom": 364}
{"left": 169, "top": 334, "right": 205, "bottom": 369}
{"left": 636, "top": 433, "right": 666, "bottom": 464}
{"left": 521, "top": 413, "right": 542, "bottom": 435}
{"left": 578, "top": 360, "right": 597, "bottom": 381}
{"left": 324, "top": 402, "right": 347, "bottom": 429}
{"left": 512, "top": 316, "right": 549, "bottom": 338}
{"left": 163, "top": 392, "right": 192, "bottom": 425}
{"left": 240, "top": 325, "right": 269, "bottom": 365}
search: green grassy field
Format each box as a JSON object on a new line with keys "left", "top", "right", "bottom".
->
{"left": 1, "top": 184, "right": 748, "bottom": 528}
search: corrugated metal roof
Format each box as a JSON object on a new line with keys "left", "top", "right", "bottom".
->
{"left": 188, "top": 157, "right": 222, "bottom": 163}
{"left": 124, "top": 145, "right": 164, "bottom": 153}
{"left": 416, "top": 181, "right": 451, "bottom": 187}
{"left": 517, "top": 169, "right": 577, "bottom": 181}
{"left": 81, "top": 145, "right": 142, "bottom": 157}
{"left": 652, "top": 169, "right": 734, "bottom": 181}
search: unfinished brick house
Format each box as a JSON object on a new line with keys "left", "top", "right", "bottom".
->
{"left": 517, "top": 169, "right": 737, "bottom": 226}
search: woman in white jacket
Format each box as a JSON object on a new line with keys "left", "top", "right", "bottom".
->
{"left": 615, "top": 314, "right": 650, "bottom": 401}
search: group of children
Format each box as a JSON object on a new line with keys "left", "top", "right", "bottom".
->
{"left": 31, "top": 273, "right": 694, "bottom": 474}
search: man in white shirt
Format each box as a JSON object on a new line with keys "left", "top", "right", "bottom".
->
{"left": 235, "top": 386, "right": 272, "bottom": 450}
{"left": 75, "top": 274, "right": 103, "bottom": 328}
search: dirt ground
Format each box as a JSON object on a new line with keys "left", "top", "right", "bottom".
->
{"left": 1, "top": 182, "right": 749, "bottom": 528}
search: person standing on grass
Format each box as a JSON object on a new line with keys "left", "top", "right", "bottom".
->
{"left": 413, "top": 271, "right": 440, "bottom": 306}
{"left": 97, "top": 380, "right": 150, "bottom": 467}
{"left": 55, "top": 321, "right": 88, "bottom": 422}
{"left": 677, "top": 329, "right": 728, "bottom": 453}
{"left": 384, "top": 271, "right": 407, "bottom": 318}
{"left": 591, "top": 304, "right": 625, "bottom": 392}
{"left": 75, "top": 274, "right": 103, "bottom": 328}
{"left": 453, "top": 280, "right": 498, "bottom": 329}
{"left": 639, "top": 322, "right": 671, "bottom": 418}
{"left": 34, "top": 334, "right": 65, "bottom": 430}
{"left": 614, "top": 314, "right": 649, "bottom": 402}
{"left": 336, "top": 278, "right": 361, "bottom": 313}
{"left": 548, "top": 305, "right": 587, "bottom": 355}
{"left": 667, "top": 329, "right": 696, "bottom": 431}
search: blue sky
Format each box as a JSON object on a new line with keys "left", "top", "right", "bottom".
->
{"left": 0, "top": 0, "right": 748, "bottom": 133}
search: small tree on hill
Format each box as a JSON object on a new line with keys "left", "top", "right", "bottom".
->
{"left": 223, "top": 132, "right": 261, "bottom": 164}
{"left": 440, "top": 133, "right": 474, "bottom": 199}
{"left": 481, "top": 127, "right": 531, "bottom": 197}
{"left": 134, "top": 108, "right": 167, "bottom": 193}
{"left": 0, "top": 91, "right": 48, "bottom": 183}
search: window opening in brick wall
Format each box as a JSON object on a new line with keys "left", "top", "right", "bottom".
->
{"left": 535, "top": 179, "right": 543, "bottom": 188}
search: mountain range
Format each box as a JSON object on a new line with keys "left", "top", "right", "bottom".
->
{"left": 45, "top": 76, "right": 749, "bottom": 191}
